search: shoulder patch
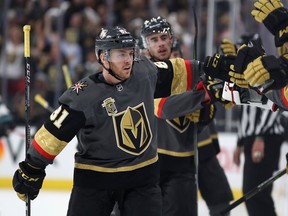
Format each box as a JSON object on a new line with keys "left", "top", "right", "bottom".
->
{"left": 71, "top": 81, "right": 88, "bottom": 95}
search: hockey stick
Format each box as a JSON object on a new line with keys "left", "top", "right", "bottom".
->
{"left": 34, "top": 94, "right": 54, "bottom": 113}
{"left": 191, "top": 6, "right": 199, "bottom": 216}
{"left": 220, "top": 168, "right": 286, "bottom": 216}
{"left": 62, "top": 65, "right": 72, "bottom": 88}
{"left": 23, "top": 24, "right": 31, "bottom": 216}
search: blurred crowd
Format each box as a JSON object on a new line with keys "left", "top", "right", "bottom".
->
{"left": 0, "top": 0, "right": 235, "bottom": 129}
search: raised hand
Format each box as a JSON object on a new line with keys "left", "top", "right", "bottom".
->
{"left": 202, "top": 53, "right": 236, "bottom": 82}
{"left": 251, "top": 0, "right": 288, "bottom": 46}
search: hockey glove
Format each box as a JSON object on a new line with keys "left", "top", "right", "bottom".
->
{"left": 229, "top": 65, "right": 249, "bottom": 88}
{"left": 196, "top": 79, "right": 234, "bottom": 108}
{"left": 202, "top": 53, "right": 236, "bottom": 82}
{"left": 220, "top": 38, "right": 237, "bottom": 55}
{"left": 227, "top": 43, "right": 265, "bottom": 88}
{"left": 251, "top": 0, "right": 288, "bottom": 47}
{"left": 13, "top": 161, "right": 46, "bottom": 201}
{"left": 277, "top": 43, "right": 288, "bottom": 56}
{"left": 186, "top": 104, "right": 216, "bottom": 125}
{"left": 244, "top": 54, "right": 288, "bottom": 92}
{"left": 234, "top": 43, "right": 265, "bottom": 73}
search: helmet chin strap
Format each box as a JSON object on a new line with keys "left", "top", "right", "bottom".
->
{"left": 101, "top": 62, "right": 124, "bottom": 82}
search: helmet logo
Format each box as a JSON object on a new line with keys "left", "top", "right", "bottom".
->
{"left": 118, "top": 28, "right": 129, "bottom": 35}
{"left": 99, "top": 29, "right": 108, "bottom": 39}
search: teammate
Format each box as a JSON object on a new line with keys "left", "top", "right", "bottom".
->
{"left": 12, "top": 26, "right": 222, "bottom": 216}
{"left": 141, "top": 16, "right": 233, "bottom": 216}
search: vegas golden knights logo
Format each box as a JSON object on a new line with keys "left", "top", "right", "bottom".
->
{"left": 113, "top": 103, "right": 152, "bottom": 155}
{"left": 166, "top": 116, "right": 190, "bottom": 133}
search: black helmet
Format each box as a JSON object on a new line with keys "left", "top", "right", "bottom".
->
{"left": 172, "top": 38, "right": 182, "bottom": 51}
{"left": 95, "top": 26, "right": 137, "bottom": 62}
{"left": 141, "top": 16, "right": 173, "bottom": 48}
{"left": 171, "top": 38, "right": 183, "bottom": 57}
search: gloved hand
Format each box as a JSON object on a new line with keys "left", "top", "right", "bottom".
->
{"left": 228, "top": 43, "right": 265, "bottom": 88}
{"left": 196, "top": 79, "right": 234, "bottom": 108}
{"left": 202, "top": 53, "right": 236, "bottom": 82}
{"left": 243, "top": 54, "right": 288, "bottom": 92}
{"left": 251, "top": 0, "right": 288, "bottom": 47}
{"left": 229, "top": 65, "right": 249, "bottom": 88}
{"left": 186, "top": 104, "right": 216, "bottom": 126}
{"left": 234, "top": 43, "right": 266, "bottom": 73}
{"left": 13, "top": 161, "right": 46, "bottom": 201}
{"left": 220, "top": 38, "right": 237, "bottom": 55}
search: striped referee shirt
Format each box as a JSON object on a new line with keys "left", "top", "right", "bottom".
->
{"left": 237, "top": 105, "right": 284, "bottom": 146}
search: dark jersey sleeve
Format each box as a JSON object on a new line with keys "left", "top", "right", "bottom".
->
{"left": 265, "top": 86, "right": 288, "bottom": 111}
{"left": 27, "top": 104, "right": 86, "bottom": 167}
{"left": 153, "top": 58, "right": 206, "bottom": 119}
{"left": 154, "top": 90, "right": 205, "bottom": 120}
{"left": 154, "top": 58, "right": 202, "bottom": 98}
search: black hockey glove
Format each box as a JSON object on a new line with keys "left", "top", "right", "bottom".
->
{"left": 186, "top": 104, "right": 216, "bottom": 125}
{"left": 13, "top": 161, "right": 46, "bottom": 201}
{"left": 196, "top": 79, "right": 234, "bottom": 108}
{"left": 220, "top": 38, "right": 237, "bottom": 55}
{"left": 234, "top": 43, "right": 265, "bottom": 73}
{"left": 228, "top": 43, "right": 265, "bottom": 88}
{"left": 202, "top": 53, "right": 236, "bottom": 82}
{"left": 243, "top": 54, "right": 288, "bottom": 93}
{"left": 229, "top": 65, "right": 249, "bottom": 88}
{"left": 251, "top": 0, "right": 288, "bottom": 47}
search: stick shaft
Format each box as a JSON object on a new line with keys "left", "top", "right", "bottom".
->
{"left": 220, "top": 169, "right": 286, "bottom": 216}
{"left": 23, "top": 24, "right": 31, "bottom": 216}
{"left": 62, "top": 65, "right": 72, "bottom": 88}
{"left": 34, "top": 94, "right": 54, "bottom": 113}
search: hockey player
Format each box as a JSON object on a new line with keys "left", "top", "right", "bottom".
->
{"left": 141, "top": 16, "right": 233, "bottom": 216}
{"left": 12, "top": 26, "right": 222, "bottom": 216}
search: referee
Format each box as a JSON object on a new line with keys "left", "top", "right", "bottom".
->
{"left": 233, "top": 105, "right": 285, "bottom": 216}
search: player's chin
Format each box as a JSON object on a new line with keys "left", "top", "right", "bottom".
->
{"left": 122, "top": 69, "right": 132, "bottom": 78}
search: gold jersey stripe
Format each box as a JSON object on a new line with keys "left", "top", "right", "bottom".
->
{"left": 197, "top": 137, "right": 213, "bottom": 147}
{"left": 34, "top": 125, "right": 68, "bottom": 156}
{"left": 211, "top": 133, "right": 218, "bottom": 139}
{"left": 75, "top": 155, "right": 158, "bottom": 173}
{"left": 157, "top": 148, "right": 194, "bottom": 157}
{"left": 170, "top": 58, "right": 188, "bottom": 94}
{"left": 157, "top": 137, "right": 213, "bottom": 157}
